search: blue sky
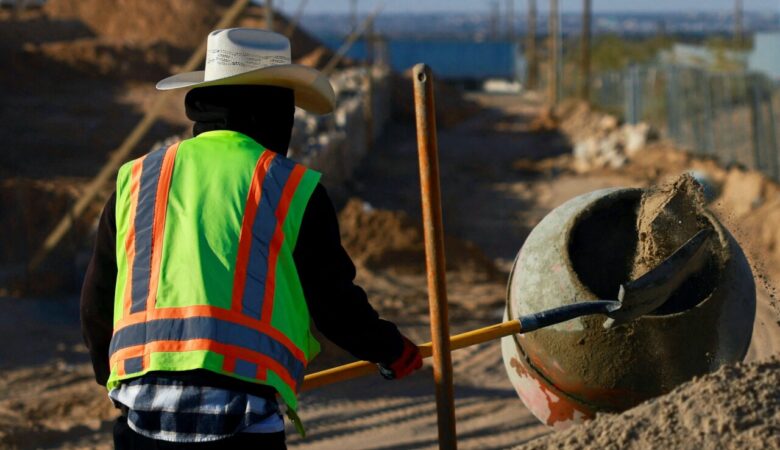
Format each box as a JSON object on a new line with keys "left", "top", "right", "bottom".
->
{"left": 270, "top": 0, "right": 780, "bottom": 14}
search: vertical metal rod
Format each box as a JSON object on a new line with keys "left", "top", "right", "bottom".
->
{"left": 364, "top": 21, "right": 375, "bottom": 154}
{"left": 548, "top": 0, "right": 560, "bottom": 104}
{"left": 580, "top": 0, "right": 591, "bottom": 100}
{"left": 266, "top": 0, "right": 274, "bottom": 30}
{"left": 734, "top": 0, "right": 743, "bottom": 45}
{"left": 506, "top": 0, "right": 515, "bottom": 42}
{"left": 704, "top": 73, "right": 715, "bottom": 155}
{"left": 625, "top": 65, "right": 640, "bottom": 124}
{"left": 765, "top": 86, "right": 779, "bottom": 181}
{"left": 350, "top": 0, "right": 358, "bottom": 31}
{"left": 526, "top": 0, "right": 538, "bottom": 89}
{"left": 412, "top": 64, "right": 457, "bottom": 450}
{"left": 750, "top": 78, "right": 763, "bottom": 170}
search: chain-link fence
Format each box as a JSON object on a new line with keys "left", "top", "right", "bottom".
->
{"left": 588, "top": 64, "right": 780, "bottom": 182}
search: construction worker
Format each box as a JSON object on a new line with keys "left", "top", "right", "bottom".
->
{"left": 81, "top": 28, "right": 422, "bottom": 449}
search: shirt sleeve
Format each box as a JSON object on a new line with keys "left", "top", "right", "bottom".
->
{"left": 80, "top": 192, "right": 118, "bottom": 386}
{"left": 293, "top": 184, "right": 405, "bottom": 365}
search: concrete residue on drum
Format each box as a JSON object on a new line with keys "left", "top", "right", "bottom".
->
{"left": 631, "top": 172, "right": 711, "bottom": 280}
{"left": 630, "top": 173, "right": 728, "bottom": 315}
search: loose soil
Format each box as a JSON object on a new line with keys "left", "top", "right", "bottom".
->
{"left": 338, "top": 198, "right": 500, "bottom": 282}
{"left": 517, "top": 357, "right": 780, "bottom": 450}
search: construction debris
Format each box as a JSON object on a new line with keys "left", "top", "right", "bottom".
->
{"left": 549, "top": 99, "right": 657, "bottom": 171}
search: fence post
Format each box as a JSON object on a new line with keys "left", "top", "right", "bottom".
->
{"left": 625, "top": 65, "right": 641, "bottom": 124}
{"left": 665, "top": 66, "right": 681, "bottom": 143}
{"left": 703, "top": 73, "right": 715, "bottom": 155}
{"left": 764, "top": 83, "right": 779, "bottom": 181}
{"left": 749, "top": 77, "right": 763, "bottom": 171}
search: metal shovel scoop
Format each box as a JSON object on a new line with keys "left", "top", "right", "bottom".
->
{"left": 516, "top": 227, "right": 714, "bottom": 332}
{"left": 301, "top": 228, "right": 715, "bottom": 391}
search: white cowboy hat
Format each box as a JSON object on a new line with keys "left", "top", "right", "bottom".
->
{"left": 156, "top": 28, "right": 336, "bottom": 115}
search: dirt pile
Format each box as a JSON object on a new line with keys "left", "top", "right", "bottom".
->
{"left": 519, "top": 357, "right": 780, "bottom": 450}
{"left": 631, "top": 173, "right": 711, "bottom": 279}
{"left": 0, "top": 364, "right": 119, "bottom": 449}
{"left": 42, "top": 0, "right": 341, "bottom": 68}
{"left": 25, "top": 39, "right": 182, "bottom": 81}
{"left": 0, "top": 178, "right": 102, "bottom": 296}
{"left": 44, "top": 0, "right": 232, "bottom": 48}
{"left": 338, "top": 199, "right": 499, "bottom": 281}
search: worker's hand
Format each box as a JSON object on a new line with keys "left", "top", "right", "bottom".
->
{"left": 378, "top": 336, "right": 422, "bottom": 380}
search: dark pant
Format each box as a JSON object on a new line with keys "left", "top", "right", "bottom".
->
{"left": 113, "top": 416, "right": 287, "bottom": 450}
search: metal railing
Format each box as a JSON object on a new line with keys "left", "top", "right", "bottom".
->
{"left": 587, "top": 64, "right": 780, "bottom": 181}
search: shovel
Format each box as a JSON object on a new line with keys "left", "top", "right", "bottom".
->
{"left": 302, "top": 228, "right": 714, "bottom": 392}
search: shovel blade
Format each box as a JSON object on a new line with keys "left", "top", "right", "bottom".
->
{"left": 604, "top": 228, "right": 714, "bottom": 328}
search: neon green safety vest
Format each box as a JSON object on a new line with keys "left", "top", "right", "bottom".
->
{"left": 107, "top": 130, "right": 321, "bottom": 413}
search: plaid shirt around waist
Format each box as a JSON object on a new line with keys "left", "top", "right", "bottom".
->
{"left": 109, "top": 377, "right": 285, "bottom": 443}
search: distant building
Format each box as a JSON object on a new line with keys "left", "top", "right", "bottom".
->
{"left": 748, "top": 32, "right": 780, "bottom": 80}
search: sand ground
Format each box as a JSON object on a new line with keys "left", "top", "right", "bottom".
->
{"left": 1, "top": 93, "right": 778, "bottom": 449}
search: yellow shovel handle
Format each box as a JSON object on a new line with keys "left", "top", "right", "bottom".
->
{"left": 300, "top": 319, "right": 522, "bottom": 392}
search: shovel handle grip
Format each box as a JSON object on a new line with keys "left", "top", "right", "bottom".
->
{"left": 300, "top": 319, "right": 522, "bottom": 392}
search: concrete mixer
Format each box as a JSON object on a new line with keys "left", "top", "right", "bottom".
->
{"left": 501, "top": 187, "right": 756, "bottom": 429}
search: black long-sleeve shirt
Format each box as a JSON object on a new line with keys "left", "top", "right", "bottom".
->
{"left": 81, "top": 183, "right": 404, "bottom": 391}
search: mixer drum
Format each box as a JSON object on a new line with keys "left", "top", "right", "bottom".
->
{"left": 501, "top": 188, "right": 755, "bottom": 429}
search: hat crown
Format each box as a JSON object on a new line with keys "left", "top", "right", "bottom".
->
{"left": 204, "top": 28, "right": 292, "bottom": 81}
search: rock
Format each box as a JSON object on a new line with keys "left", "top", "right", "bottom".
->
{"left": 598, "top": 115, "right": 619, "bottom": 133}
{"left": 623, "top": 122, "right": 652, "bottom": 156}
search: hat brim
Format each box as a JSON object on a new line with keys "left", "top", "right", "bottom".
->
{"left": 156, "top": 64, "right": 336, "bottom": 115}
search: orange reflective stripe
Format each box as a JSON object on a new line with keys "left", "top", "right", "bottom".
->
{"left": 110, "top": 339, "right": 298, "bottom": 389}
{"left": 231, "top": 151, "right": 276, "bottom": 311}
{"left": 114, "top": 305, "right": 306, "bottom": 363}
{"left": 260, "top": 164, "right": 307, "bottom": 322}
{"left": 122, "top": 158, "right": 146, "bottom": 316}
{"left": 145, "top": 143, "right": 179, "bottom": 311}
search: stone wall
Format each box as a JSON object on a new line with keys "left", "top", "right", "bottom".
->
{"left": 287, "top": 66, "right": 392, "bottom": 191}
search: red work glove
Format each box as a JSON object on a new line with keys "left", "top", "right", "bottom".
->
{"left": 378, "top": 336, "right": 422, "bottom": 380}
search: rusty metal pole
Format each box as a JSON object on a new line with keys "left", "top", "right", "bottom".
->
{"left": 580, "top": 0, "right": 591, "bottom": 101}
{"left": 526, "top": 0, "right": 538, "bottom": 89}
{"left": 548, "top": 0, "right": 560, "bottom": 104}
{"left": 266, "top": 0, "right": 274, "bottom": 30}
{"left": 412, "top": 64, "right": 457, "bottom": 450}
